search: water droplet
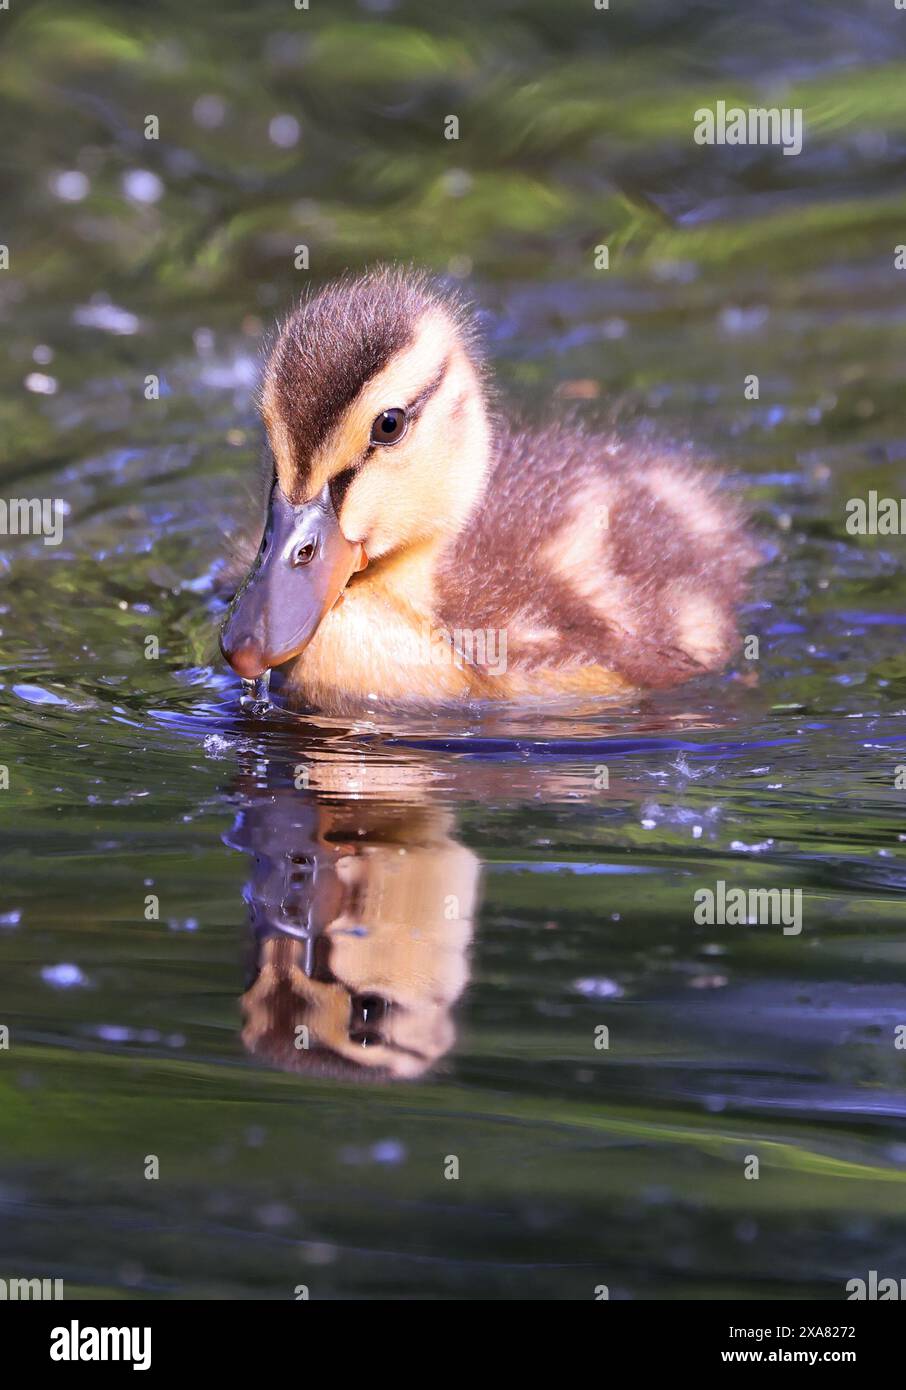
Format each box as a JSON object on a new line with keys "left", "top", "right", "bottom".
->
{"left": 241, "top": 670, "right": 272, "bottom": 714}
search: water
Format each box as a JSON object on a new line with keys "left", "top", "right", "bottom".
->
{"left": 240, "top": 673, "right": 272, "bottom": 715}
{"left": 2, "top": 0, "right": 906, "bottom": 1299}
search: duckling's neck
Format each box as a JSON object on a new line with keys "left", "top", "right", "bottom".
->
{"left": 285, "top": 530, "right": 492, "bottom": 711}
{"left": 352, "top": 534, "right": 447, "bottom": 610}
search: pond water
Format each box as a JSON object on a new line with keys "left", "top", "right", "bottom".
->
{"left": 1, "top": 0, "right": 906, "bottom": 1299}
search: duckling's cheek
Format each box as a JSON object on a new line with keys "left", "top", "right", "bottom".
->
{"left": 337, "top": 468, "right": 390, "bottom": 553}
{"left": 339, "top": 457, "right": 433, "bottom": 555}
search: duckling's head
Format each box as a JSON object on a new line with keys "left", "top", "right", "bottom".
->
{"left": 221, "top": 267, "right": 491, "bottom": 679}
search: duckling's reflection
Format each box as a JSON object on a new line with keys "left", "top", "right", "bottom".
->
{"left": 225, "top": 767, "right": 480, "bottom": 1081}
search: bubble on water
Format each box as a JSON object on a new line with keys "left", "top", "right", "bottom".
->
{"left": 49, "top": 170, "right": 90, "bottom": 202}
{"left": 73, "top": 297, "right": 141, "bottom": 336}
{"left": 24, "top": 371, "right": 58, "bottom": 395}
{"left": 574, "top": 977, "right": 623, "bottom": 999}
{"left": 122, "top": 168, "right": 164, "bottom": 204}
{"left": 203, "top": 733, "right": 235, "bottom": 758}
{"left": 720, "top": 304, "right": 769, "bottom": 335}
{"left": 193, "top": 94, "right": 227, "bottom": 129}
{"left": 269, "top": 114, "right": 300, "bottom": 148}
{"left": 41, "top": 963, "right": 88, "bottom": 989}
{"left": 94, "top": 1024, "right": 132, "bottom": 1043}
{"left": 370, "top": 1139, "right": 406, "bottom": 1165}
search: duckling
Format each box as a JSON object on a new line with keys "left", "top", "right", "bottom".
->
{"left": 220, "top": 267, "right": 758, "bottom": 714}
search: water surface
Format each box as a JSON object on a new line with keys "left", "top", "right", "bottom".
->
{"left": 2, "top": 0, "right": 906, "bottom": 1300}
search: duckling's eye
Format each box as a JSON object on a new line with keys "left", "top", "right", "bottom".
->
{"left": 370, "top": 407, "right": 407, "bottom": 446}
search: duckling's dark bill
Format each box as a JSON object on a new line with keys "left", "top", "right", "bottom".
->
{"left": 220, "top": 481, "right": 365, "bottom": 680}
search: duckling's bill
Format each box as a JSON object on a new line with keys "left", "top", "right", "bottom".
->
{"left": 220, "top": 481, "right": 366, "bottom": 680}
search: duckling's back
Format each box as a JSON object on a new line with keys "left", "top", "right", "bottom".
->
{"left": 436, "top": 419, "right": 759, "bottom": 694}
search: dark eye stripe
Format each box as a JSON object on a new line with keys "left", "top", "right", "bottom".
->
{"left": 407, "top": 354, "right": 450, "bottom": 421}
{"left": 329, "top": 464, "right": 359, "bottom": 508}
